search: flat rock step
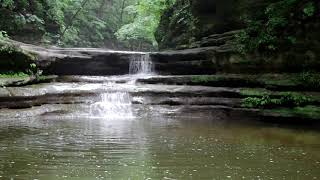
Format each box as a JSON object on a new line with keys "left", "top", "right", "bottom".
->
{"left": 134, "top": 96, "right": 241, "bottom": 107}
{"left": 0, "top": 82, "right": 242, "bottom": 98}
{"left": 0, "top": 104, "right": 318, "bottom": 128}
{"left": 136, "top": 74, "right": 320, "bottom": 91}
{"left": 0, "top": 74, "right": 319, "bottom": 124}
{"left": 0, "top": 83, "right": 242, "bottom": 109}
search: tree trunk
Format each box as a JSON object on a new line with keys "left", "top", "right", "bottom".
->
{"left": 58, "top": 0, "right": 90, "bottom": 42}
{"left": 118, "top": 0, "right": 127, "bottom": 26}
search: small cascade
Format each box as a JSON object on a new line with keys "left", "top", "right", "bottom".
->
{"left": 90, "top": 92, "right": 133, "bottom": 119}
{"left": 89, "top": 53, "right": 154, "bottom": 119}
{"left": 129, "top": 54, "right": 154, "bottom": 75}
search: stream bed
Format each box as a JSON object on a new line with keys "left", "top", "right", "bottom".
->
{"left": 0, "top": 54, "right": 319, "bottom": 179}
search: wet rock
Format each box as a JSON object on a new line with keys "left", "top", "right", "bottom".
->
{"left": 9, "top": 40, "right": 146, "bottom": 75}
{"left": 150, "top": 47, "right": 218, "bottom": 75}
{"left": 0, "top": 88, "right": 10, "bottom": 97}
{"left": 139, "top": 96, "right": 241, "bottom": 107}
{"left": 136, "top": 75, "right": 260, "bottom": 87}
{"left": 0, "top": 82, "right": 241, "bottom": 109}
{"left": 190, "top": 30, "right": 240, "bottom": 49}
{"left": 9, "top": 39, "right": 318, "bottom": 75}
{"left": 137, "top": 74, "right": 320, "bottom": 92}
{"left": 0, "top": 76, "right": 57, "bottom": 87}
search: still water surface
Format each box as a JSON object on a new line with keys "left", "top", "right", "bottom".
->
{"left": 0, "top": 104, "right": 319, "bottom": 179}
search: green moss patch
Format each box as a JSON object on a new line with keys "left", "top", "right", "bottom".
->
{"left": 257, "top": 74, "right": 297, "bottom": 87}
{"left": 189, "top": 73, "right": 320, "bottom": 91}
{"left": 0, "top": 41, "right": 38, "bottom": 74}
{"left": 240, "top": 90, "right": 320, "bottom": 108}
{"left": 191, "top": 75, "right": 221, "bottom": 83}
{"left": 242, "top": 94, "right": 312, "bottom": 108}
{"left": 240, "top": 88, "right": 272, "bottom": 97}
{"left": 265, "top": 106, "right": 320, "bottom": 120}
{"left": 0, "top": 72, "right": 29, "bottom": 78}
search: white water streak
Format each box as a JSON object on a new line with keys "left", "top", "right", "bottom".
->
{"left": 90, "top": 53, "right": 154, "bottom": 119}
{"left": 90, "top": 92, "right": 133, "bottom": 119}
{"left": 129, "top": 54, "right": 154, "bottom": 75}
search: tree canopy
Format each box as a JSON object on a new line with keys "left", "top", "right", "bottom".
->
{"left": 0, "top": 0, "right": 175, "bottom": 50}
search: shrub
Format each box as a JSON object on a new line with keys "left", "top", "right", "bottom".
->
{"left": 242, "top": 93, "right": 312, "bottom": 108}
{"left": 297, "top": 71, "right": 320, "bottom": 89}
{"left": 0, "top": 42, "right": 38, "bottom": 74}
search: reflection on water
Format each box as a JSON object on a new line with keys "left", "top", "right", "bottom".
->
{"left": 0, "top": 105, "right": 319, "bottom": 179}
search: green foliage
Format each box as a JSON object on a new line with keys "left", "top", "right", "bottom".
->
{"left": 0, "top": 42, "right": 38, "bottom": 74}
{"left": 240, "top": 88, "right": 271, "bottom": 97}
{"left": 27, "top": 63, "right": 41, "bottom": 76}
{"left": 243, "top": 96, "right": 274, "bottom": 108}
{"left": 242, "top": 93, "right": 312, "bottom": 108}
{"left": 297, "top": 71, "right": 320, "bottom": 89}
{"left": 155, "top": 0, "right": 198, "bottom": 49}
{"left": 116, "top": 0, "right": 175, "bottom": 49}
{"left": 0, "top": 43, "right": 17, "bottom": 54}
{"left": 0, "top": 0, "right": 54, "bottom": 41}
{"left": 1, "top": 0, "right": 169, "bottom": 49}
{"left": 0, "top": 72, "right": 29, "bottom": 78}
{"left": 191, "top": 75, "right": 218, "bottom": 83}
{"left": 170, "top": 3, "right": 198, "bottom": 46}
{"left": 0, "top": 31, "right": 9, "bottom": 40}
{"left": 236, "top": 0, "right": 318, "bottom": 54}
{"left": 1, "top": 0, "right": 14, "bottom": 9}
{"left": 303, "top": 2, "right": 316, "bottom": 17}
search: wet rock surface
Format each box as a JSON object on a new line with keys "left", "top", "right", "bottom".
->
{"left": 0, "top": 75, "right": 319, "bottom": 126}
{"left": 1, "top": 41, "right": 319, "bottom": 126}
{"left": 10, "top": 39, "right": 319, "bottom": 75}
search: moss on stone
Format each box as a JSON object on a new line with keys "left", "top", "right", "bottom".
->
{"left": 250, "top": 73, "right": 320, "bottom": 91}
{"left": 265, "top": 106, "right": 320, "bottom": 119}
{"left": 0, "top": 40, "right": 38, "bottom": 74}
{"left": 190, "top": 75, "right": 221, "bottom": 83}
{"left": 189, "top": 73, "right": 320, "bottom": 91}
{"left": 241, "top": 90, "right": 317, "bottom": 108}
{"left": 256, "top": 74, "right": 298, "bottom": 87}
{"left": 240, "top": 88, "right": 272, "bottom": 97}
{"left": 295, "top": 72, "right": 320, "bottom": 89}
{"left": 241, "top": 88, "right": 320, "bottom": 99}
{"left": 0, "top": 72, "right": 29, "bottom": 78}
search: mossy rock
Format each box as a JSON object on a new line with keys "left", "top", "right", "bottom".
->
{"left": 264, "top": 106, "right": 320, "bottom": 120}
{"left": 0, "top": 40, "right": 37, "bottom": 74}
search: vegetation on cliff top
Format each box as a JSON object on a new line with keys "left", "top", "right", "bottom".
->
{"left": 0, "top": 0, "right": 175, "bottom": 50}
{"left": 236, "top": 0, "right": 319, "bottom": 54}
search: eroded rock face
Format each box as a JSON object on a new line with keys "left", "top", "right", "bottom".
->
{"left": 11, "top": 41, "right": 221, "bottom": 75}
{"left": 44, "top": 53, "right": 132, "bottom": 75}
{"left": 150, "top": 47, "right": 217, "bottom": 75}
{"left": 6, "top": 40, "right": 317, "bottom": 76}
{"left": 10, "top": 41, "right": 146, "bottom": 75}
{"left": 0, "top": 74, "right": 319, "bottom": 126}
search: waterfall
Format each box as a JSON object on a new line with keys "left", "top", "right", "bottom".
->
{"left": 89, "top": 53, "right": 154, "bottom": 119}
{"left": 129, "top": 54, "right": 154, "bottom": 75}
{"left": 90, "top": 92, "right": 133, "bottom": 119}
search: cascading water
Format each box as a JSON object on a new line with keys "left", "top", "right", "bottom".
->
{"left": 90, "top": 53, "right": 154, "bottom": 119}
{"left": 90, "top": 92, "right": 133, "bottom": 119}
{"left": 129, "top": 54, "right": 154, "bottom": 75}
